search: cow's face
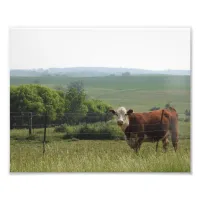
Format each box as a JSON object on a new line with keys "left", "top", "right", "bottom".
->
{"left": 109, "top": 107, "right": 128, "bottom": 126}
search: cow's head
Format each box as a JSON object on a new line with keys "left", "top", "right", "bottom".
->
{"left": 109, "top": 107, "right": 129, "bottom": 128}
{"left": 110, "top": 107, "right": 138, "bottom": 149}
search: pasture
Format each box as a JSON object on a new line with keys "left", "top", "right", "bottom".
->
{"left": 10, "top": 140, "right": 190, "bottom": 172}
{"left": 10, "top": 121, "right": 190, "bottom": 172}
{"left": 10, "top": 75, "right": 191, "bottom": 172}
{"left": 10, "top": 120, "right": 190, "bottom": 172}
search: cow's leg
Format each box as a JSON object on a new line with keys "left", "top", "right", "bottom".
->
{"left": 138, "top": 139, "right": 143, "bottom": 150}
{"left": 170, "top": 117, "right": 179, "bottom": 152}
{"left": 135, "top": 144, "right": 141, "bottom": 153}
{"left": 171, "top": 131, "right": 178, "bottom": 152}
{"left": 135, "top": 143, "right": 140, "bottom": 153}
{"left": 162, "top": 137, "right": 169, "bottom": 153}
{"left": 135, "top": 137, "right": 143, "bottom": 153}
{"left": 156, "top": 140, "right": 159, "bottom": 152}
{"left": 125, "top": 136, "right": 137, "bottom": 153}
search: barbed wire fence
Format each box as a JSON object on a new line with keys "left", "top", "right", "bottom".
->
{"left": 10, "top": 111, "right": 114, "bottom": 154}
{"left": 10, "top": 111, "right": 188, "bottom": 129}
{"left": 10, "top": 111, "right": 190, "bottom": 154}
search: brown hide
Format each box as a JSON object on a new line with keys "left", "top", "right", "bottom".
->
{"left": 125, "top": 108, "right": 178, "bottom": 152}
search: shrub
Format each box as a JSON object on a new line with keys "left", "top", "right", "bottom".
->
{"left": 149, "top": 106, "right": 160, "bottom": 111}
{"left": 70, "top": 137, "right": 79, "bottom": 142}
{"left": 165, "top": 102, "right": 173, "bottom": 109}
{"left": 184, "top": 109, "right": 190, "bottom": 122}
{"left": 84, "top": 99, "right": 113, "bottom": 123}
{"left": 54, "top": 124, "right": 67, "bottom": 133}
{"left": 54, "top": 124, "right": 78, "bottom": 135}
{"left": 56, "top": 121, "right": 124, "bottom": 140}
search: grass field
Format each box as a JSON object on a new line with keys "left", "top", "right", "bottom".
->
{"left": 10, "top": 120, "right": 190, "bottom": 172}
{"left": 10, "top": 75, "right": 190, "bottom": 91}
{"left": 10, "top": 75, "right": 190, "bottom": 113}
{"left": 10, "top": 75, "right": 191, "bottom": 172}
{"left": 10, "top": 139, "right": 190, "bottom": 172}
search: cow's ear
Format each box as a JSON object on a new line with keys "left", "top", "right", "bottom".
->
{"left": 126, "top": 109, "right": 133, "bottom": 115}
{"left": 109, "top": 109, "right": 116, "bottom": 115}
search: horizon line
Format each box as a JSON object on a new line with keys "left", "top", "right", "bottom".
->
{"left": 10, "top": 67, "right": 190, "bottom": 71}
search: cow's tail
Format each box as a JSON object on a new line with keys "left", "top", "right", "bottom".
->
{"left": 168, "top": 106, "right": 178, "bottom": 119}
{"left": 168, "top": 107, "right": 179, "bottom": 151}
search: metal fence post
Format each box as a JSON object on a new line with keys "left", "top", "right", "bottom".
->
{"left": 43, "top": 112, "right": 47, "bottom": 154}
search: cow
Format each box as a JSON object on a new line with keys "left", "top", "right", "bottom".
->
{"left": 109, "top": 106, "right": 179, "bottom": 153}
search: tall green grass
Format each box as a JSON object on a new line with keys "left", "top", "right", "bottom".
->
{"left": 10, "top": 120, "right": 190, "bottom": 172}
{"left": 10, "top": 139, "right": 190, "bottom": 172}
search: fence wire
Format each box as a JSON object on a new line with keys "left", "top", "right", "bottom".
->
{"left": 10, "top": 111, "right": 190, "bottom": 140}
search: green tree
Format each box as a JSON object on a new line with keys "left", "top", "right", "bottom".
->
{"left": 54, "top": 84, "right": 66, "bottom": 91}
{"left": 84, "top": 99, "right": 113, "bottom": 123}
{"left": 10, "top": 84, "right": 65, "bottom": 121}
{"left": 68, "top": 80, "right": 84, "bottom": 93}
{"left": 64, "top": 81, "right": 88, "bottom": 124}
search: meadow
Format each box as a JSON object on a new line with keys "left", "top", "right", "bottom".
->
{"left": 10, "top": 120, "right": 190, "bottom": 172}
{"left": 10, "top": 75, "right": 191, "bottom": 172}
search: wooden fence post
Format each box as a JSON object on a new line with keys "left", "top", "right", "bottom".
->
{"left": 21, "top": 112, "right": 24, "bottom": 127}
{"left": 43, "top": 112, "right": 47, "bottom": 154}
{"left": 28, "top": 112, "right": 32, "bottom": 135}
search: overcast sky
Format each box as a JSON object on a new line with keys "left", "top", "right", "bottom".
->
{"left": 9, "top": 28, "right": 191, "bottom": 70}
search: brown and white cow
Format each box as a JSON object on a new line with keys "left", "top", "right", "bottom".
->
{"left": 109, "top": 107, "right": 179, "bottom": 152}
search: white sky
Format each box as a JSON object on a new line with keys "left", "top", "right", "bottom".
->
{"left": 9, "top": 28, "right": 191, "bottom": 70}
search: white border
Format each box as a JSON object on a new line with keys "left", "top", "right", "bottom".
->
{"left": 1, "top": 1, "right": 199, "bottom": 200}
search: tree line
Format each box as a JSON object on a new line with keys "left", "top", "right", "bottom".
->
{"left": 10, "top": 81, "right": 113, "bottom": 127}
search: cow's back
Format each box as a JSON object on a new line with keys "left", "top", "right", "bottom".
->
{"left": 128, "top": 109, "right": 171, "bottom": 140}
{"left": 132, "top": 109, "right": 170, "bottom": 125}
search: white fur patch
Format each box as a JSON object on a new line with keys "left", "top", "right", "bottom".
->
{"left": 115, "top": 107, "right": 129, "bottom": 126}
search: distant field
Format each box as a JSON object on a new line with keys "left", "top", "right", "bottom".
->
{"left": 10, "top": 75, "right": 190, "bottom": 113}
{"left": 10, "top": 75, "right": 190, "bottom": 90}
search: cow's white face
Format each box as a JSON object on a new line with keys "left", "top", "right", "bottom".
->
{"left": 109, "top": 107, "right": 129, "bottom": 131}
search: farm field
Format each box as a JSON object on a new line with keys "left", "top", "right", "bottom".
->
{"left": 10, "top": 75, "right": 191, "bottom": 172}
{"left": 10, "top": 121, "right": 190, "bottom": 172}
{"left": 10, "top": 75, "right": 190, "bottom": 113}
